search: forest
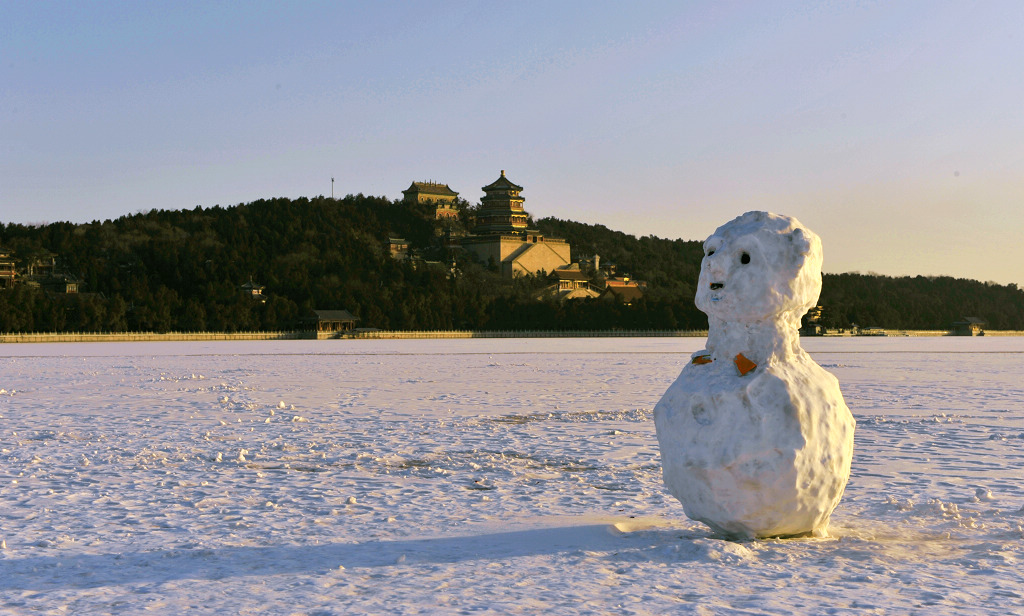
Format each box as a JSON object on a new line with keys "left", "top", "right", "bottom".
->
{"left": 1, "top": 194, "right": 1022, "bottom": 333}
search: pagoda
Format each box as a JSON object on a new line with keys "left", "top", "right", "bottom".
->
{"left": 474, "top": 170, "right": 528, "bottom": 233}
{"left": 462, "top": 171, "right": 570, "bottom": 277}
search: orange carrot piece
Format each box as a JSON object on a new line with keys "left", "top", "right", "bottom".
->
{"left": 734, "top": 353, "right": 757, "bottom": 376}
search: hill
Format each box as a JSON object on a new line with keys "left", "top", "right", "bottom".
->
{"left": 1, "top": 196, "right": 1022, "bottom": 333}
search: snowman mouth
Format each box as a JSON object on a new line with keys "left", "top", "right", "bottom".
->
{"left": 710, "top": 283, "right": 724, "bottom": 290}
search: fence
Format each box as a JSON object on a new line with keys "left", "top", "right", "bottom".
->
{"left": 0, "top": 329, "right": 707, "bottom": 343}
{"left": 838, "top": 330, "right": 1024, "bottom": 337}
{"left": 342, "top": 330, "right": 709, "bottom": 339}
{"left": 0, "top": 331, "right": 313, "bottom": 344}
{"left": 3, "top": 329, "right": 1022, "bottom": 344}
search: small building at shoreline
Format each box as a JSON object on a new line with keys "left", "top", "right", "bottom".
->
{"left": 304, "top": 310, "right": 359, "bottom": 334}
{"left": 952, "top": 316, "right": 986, "bottom": 336}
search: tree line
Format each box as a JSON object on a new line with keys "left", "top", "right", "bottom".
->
{"left": 0, "top": 195, "right": 1021, "bottom": 332}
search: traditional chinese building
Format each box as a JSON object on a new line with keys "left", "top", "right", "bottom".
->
{"left": 534, "top": 264, "right": 601, "bottom": 301}
{"left": 402, "top": 181, "right": 460, "bottom": 220}
{"left": 241, "top": 278, "right": 266, "bottom": 303}
{"left": 599, "top": 276, "right": 646, "bottom": 305}
{"left": 461, "top": 171, "right": 570, "bottom": 277}
{"left": 40, "top": 273, "right": 80, "bottom": 294}
{"left": 306, "top": 309, "right": 359, "bottom": 335}
{"left": 472, "top": 171, "right": 528, "bottom": 234}
{"left": 23, "top": 252, "right": 57, "bottom": 278}
{"left": 388, "top": 237, "right": 410, "bottom": 260}
{"left": 801, "top": 305, "right": 826, "bottom": 335}
{"left": 952, "top": 316, "right": 986, "bottom": 336}
{"left": 0, "top": 250, "right": 17, "bottom": 289}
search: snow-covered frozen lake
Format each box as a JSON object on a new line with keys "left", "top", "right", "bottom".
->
{"left": 1, "top": 337, "right": 1022, "bottom": 615}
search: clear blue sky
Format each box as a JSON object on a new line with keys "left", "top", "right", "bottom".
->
{"left": 3, "top": 1, "right": 1023, "bottom": 285}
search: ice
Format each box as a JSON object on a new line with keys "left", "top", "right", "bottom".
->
{"left": 655, "top": 212, "right": 855, "bottom": 538}
{"left": 0, "top": 337, "right": 1022, "bottom": 614}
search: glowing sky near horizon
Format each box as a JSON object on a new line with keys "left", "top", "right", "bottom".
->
{"left": 3, "top": 1, "right": 1023, "bottom": 285}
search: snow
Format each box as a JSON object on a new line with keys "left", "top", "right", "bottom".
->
{"left": 655, "top": 212, "right": 855, "bottom": 538}
{"left": 0, "top": 336, "right": 1022, "bottom": 615}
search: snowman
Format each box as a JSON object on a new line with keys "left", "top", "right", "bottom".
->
{"left": 654, "top": 211, "right": 854, "bottom": 538}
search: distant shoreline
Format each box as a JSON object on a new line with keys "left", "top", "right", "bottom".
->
{"left": 2, "top": 329, "right": 1023, "bottom": 343}
{"left": 0, "top": 331, "right": 313, "bottom": 344}
{"left": 0, "top": 330, "right": 705, "bottom": 344}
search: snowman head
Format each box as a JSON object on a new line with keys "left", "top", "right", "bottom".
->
{"left": 695, "top": 211, "right": 822, "bottom": 324}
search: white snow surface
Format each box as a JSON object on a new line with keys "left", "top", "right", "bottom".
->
{"left": 1, "top": 337, "right": 1023, "bottom": 615}
{"left": 656, "top": 212, "right": 855, "bottom": 538}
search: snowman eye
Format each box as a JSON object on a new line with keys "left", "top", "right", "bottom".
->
{"left": 740, "top": 252, "right": 750, "bottom": 265}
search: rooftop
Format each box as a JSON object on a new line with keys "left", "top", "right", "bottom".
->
{"left": 481, "top": 170, "right": 523, "bottom": 192}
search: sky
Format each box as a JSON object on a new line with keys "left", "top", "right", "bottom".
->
{"left": 3, "top": 0, "right": 1023, "bottom": 286}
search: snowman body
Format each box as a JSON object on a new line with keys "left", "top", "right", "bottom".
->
{"left": 654, "top": 212, "right": 854, "bottom": 538}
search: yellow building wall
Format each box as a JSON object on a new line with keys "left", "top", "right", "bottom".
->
{"left": 504, "top": 242, "right": 571, "bottom": 277}
{"left": 462, "top": 238, "right": 500, "bottom": 267}
{"left": 415, "top": 194, "right": 455, "bottom": 204}
{"left": 463, "top": 236, "right": 571, "bottom": 277}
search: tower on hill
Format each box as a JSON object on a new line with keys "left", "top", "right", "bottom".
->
{"left": 461, "top": 171, "right": 570, "bottom": 277}
{"left": 473, "top": 170, "right": 528, "bottom": 233}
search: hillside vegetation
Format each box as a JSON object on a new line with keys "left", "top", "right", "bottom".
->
{"left": 1, "top": 195, "right": 1021, "bottom": 332}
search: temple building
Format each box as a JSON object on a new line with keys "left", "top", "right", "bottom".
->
{"left": 599, "top": 276, "right": 645, "bottom": 305}
{"left": 472, "top": 171, "right": 528, "bottom": 233}
{"left": 240, "top": 278, "right": 266, "bottom": 304}
{"left": 0, "top": 250, "right": 17, "bottom": 289}
{"left": 402, "top": 181, "right": 460, "bottom": 220}
{"left": 461, "top": 171, "right": 571, "bottom": 277}
{"left": 534, "top": 264, "right": 601, "bottom": 301}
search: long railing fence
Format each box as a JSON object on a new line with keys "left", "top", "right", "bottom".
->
{"left": 2, "top": 329, "right": 1022, "bottom": 343}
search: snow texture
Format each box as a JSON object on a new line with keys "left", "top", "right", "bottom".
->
{"left": 655, "top": 212, "right": 856, "bottom": 538}
{"left": 1, "top": 337, "right": 1023, "bottom": 615}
